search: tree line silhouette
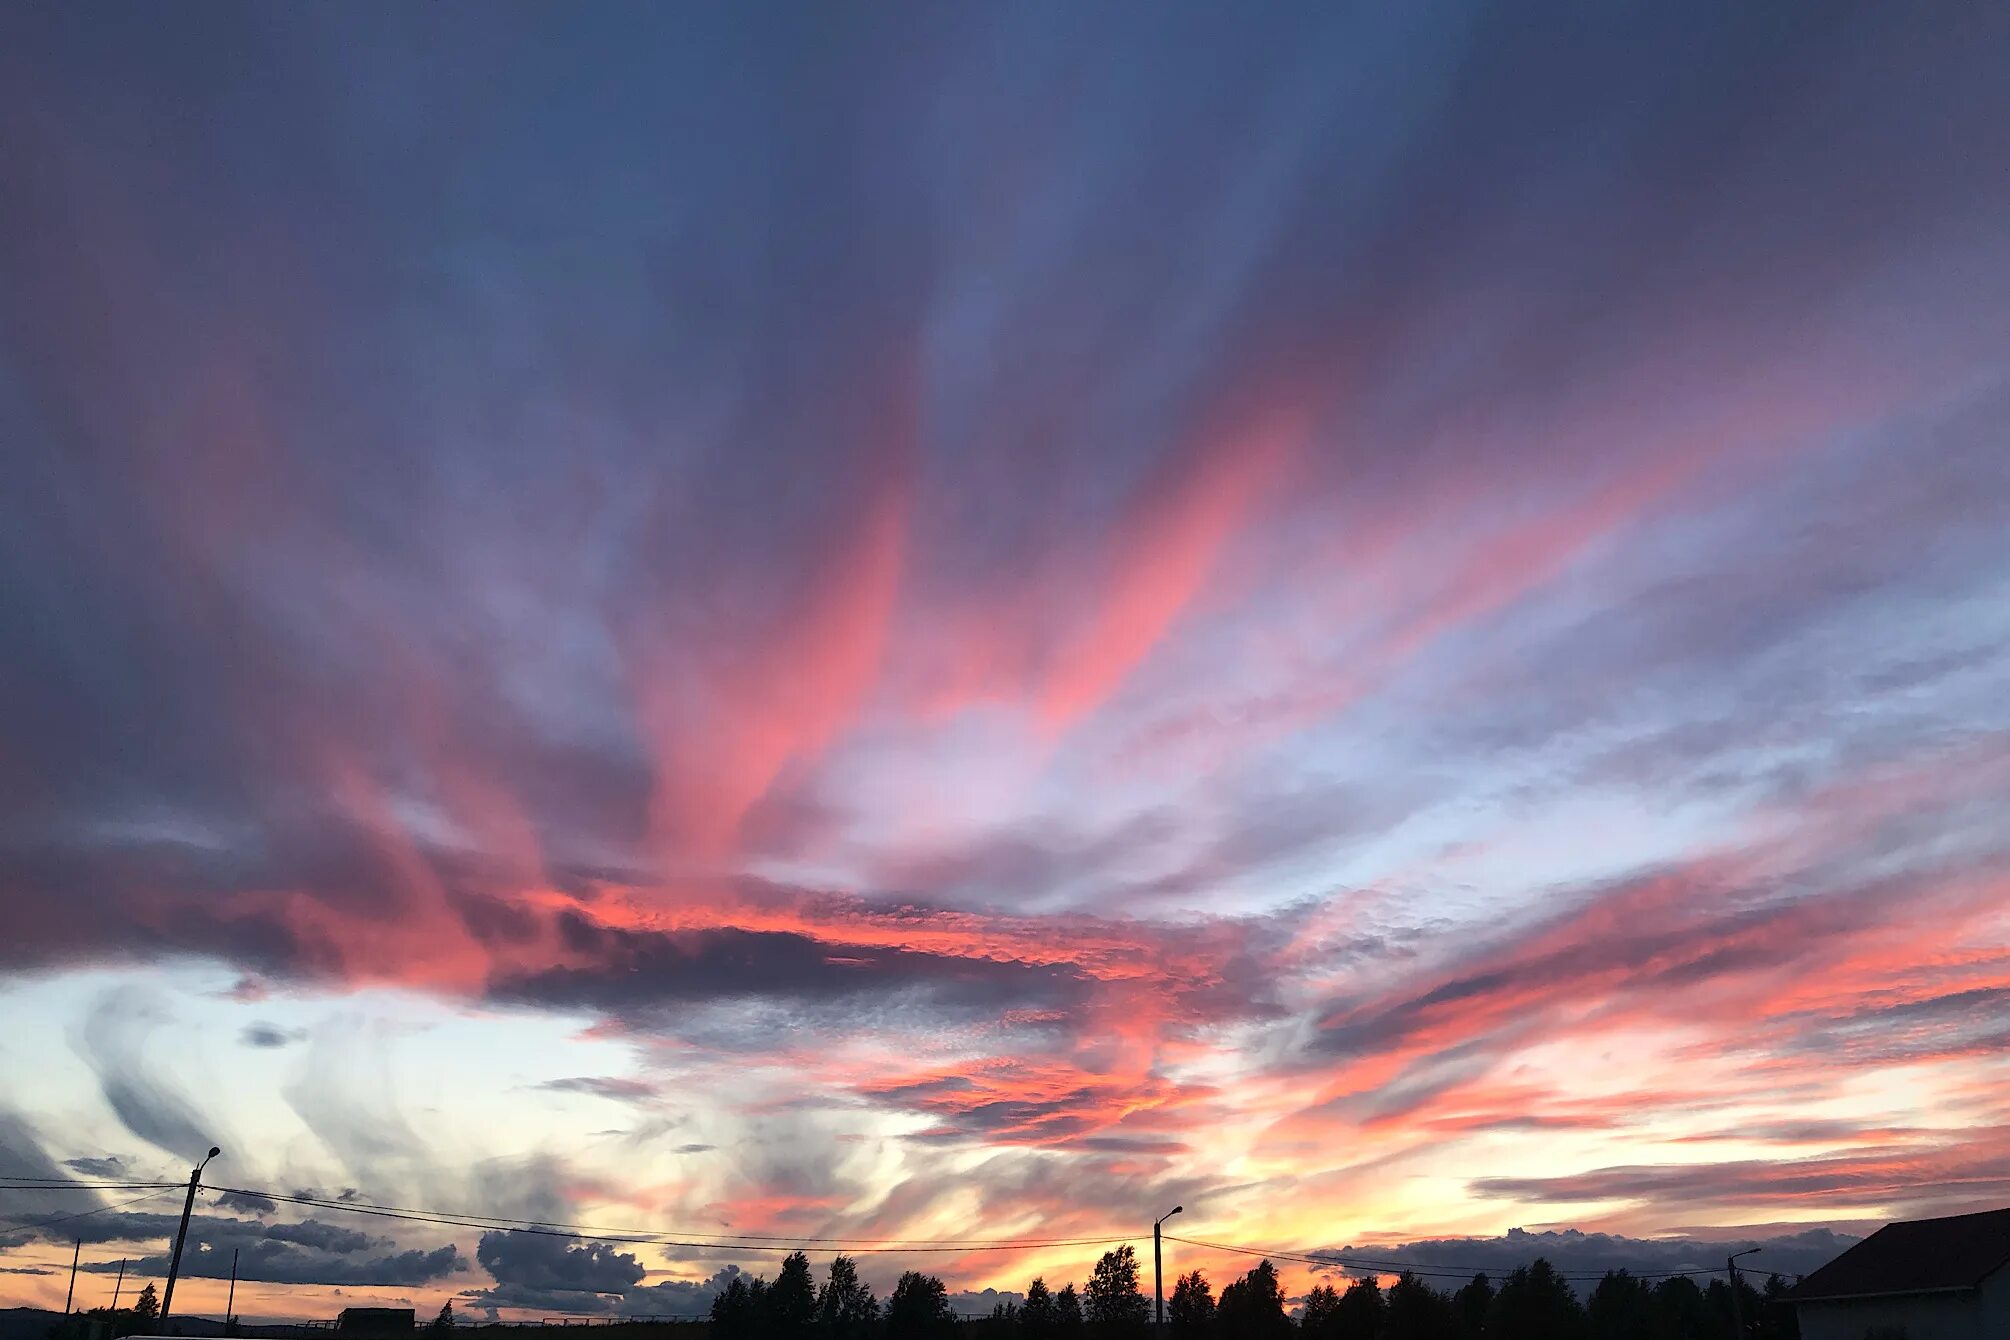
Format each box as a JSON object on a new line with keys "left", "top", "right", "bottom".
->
{"left": 711, "top": 1252, "right": 958, "bottom": 1340}
{"left": 56, "top": 1282, "right": 162, "bottom": 1339}
{"left": 709, "top": 1245, "right": 1805, "bottom": 1340}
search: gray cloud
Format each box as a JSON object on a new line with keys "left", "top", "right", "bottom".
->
{"left": 73, "top": 986, "right": 222, "bottom": 1161}
{"left": 536, "top": 1077, "right": 659, "bottom": 1103}
{"left": 1767, "top": 986, "right": 2010, "bottom": 1069}
{"left": 262, "top": 1220, "right": 378, "bottom": 1255}
{"left": 0, "top": 1173, "right": 469, "bottom": 1288}
{"left": 491, "top": 916, "right": 1092, "bottom": 1022}
{"left": 3, "top": 1119, "right": 450, "bottom": 1287}
{"left": 86, "top": 1238, "right": 465, "bottom": 1288}
{"left": 282, "top": 1021, "right": 430, "bottom": 1181}
{"left": 618, "top": 1276, "right": 732, "bottom": 1319}
{"left": 0, "top": 1109, "right": 97, "bottom": 1217}
{"left": 475, "top": 1230, "right": 645, "bottom": 1297}
{"left": 1307, "top": 1226, "right": 1859, "bottom": 1292}
{"left": 1468, "top": 1136, "right": 2010, "bottom": 1221}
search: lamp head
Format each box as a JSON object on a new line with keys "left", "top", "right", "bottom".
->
{"left": 208, "top": 1147, "right": 221, "bottom": 1159}
{"left": 1171, "top": 1206, "right": 1183, "bottom": 1216}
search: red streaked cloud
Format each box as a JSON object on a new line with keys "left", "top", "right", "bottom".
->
{"left": 1036, "top": 405, "right": 1304, "bottom": 729}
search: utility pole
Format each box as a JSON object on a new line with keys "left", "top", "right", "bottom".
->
{"left": 66, "top": 1239, "right": 80, "bottom": 1314}
{"left": 1727, "top": 1247, "right": 1762, "bottom": 1339}
{"left": 226, "top": 1248, "right": 239, "bottom": 1327}
{"left": 1153, "top": 1205, "right": 1183, "bottom": 1340}
{"left": 158, "top": 1146, "right": 220, "bottom": 1333}
{"left": 111, "top": 1259, "right": 126, "bottom": 1312}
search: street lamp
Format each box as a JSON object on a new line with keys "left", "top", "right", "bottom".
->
{"left": 1727, "top": 1247, "right": 1762, "bottom": 1339}
{"left": 157, "top": 1146, "right": 220, "bottom": 1332}
{"left": 1154, "top": 1205, "right": 1183, "bottom": 1340}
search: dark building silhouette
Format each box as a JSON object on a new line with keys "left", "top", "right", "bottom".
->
{"left": 1792, "top": 1206, "right": 2010, "bottom": 1339}
{"left": 336, "top": 1310, "right": 416, "bottom": 1336}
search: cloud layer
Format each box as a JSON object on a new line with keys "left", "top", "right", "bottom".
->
{"left": 2, "top": 0, "right": 2008, "bottom": 1317}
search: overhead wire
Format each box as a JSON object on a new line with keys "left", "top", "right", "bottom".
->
{"left": 210, "top": 1184, "right": 1132, "bottom": 1254}
{"left": 0, "top": 1178, "right": 183, "bottom": 1191}
{"left": 214, "top": 1188, "right": 1744, "bottom": 1278}
{"left": 248, "top": 1189, "right": 1115, "bottom": 1245}
{"left": 0, "top": 1177, "right": 1755, "bottom": 1280}
{"left": 0, "top": 1187, "right": 182, "bottom": 1244}
{"left": 1166, "top": 1234, "right": 1730, "bottom": 1282}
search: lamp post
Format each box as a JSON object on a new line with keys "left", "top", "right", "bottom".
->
{"left": 157, "top": 1146, "right": 220, "bottom": 1333}
{"left": 1154, "top": 1205, "right": 1183, "bottom": 1340}
{"left": 1727, "top": 1247, "right": 1762, "bottom": 1339}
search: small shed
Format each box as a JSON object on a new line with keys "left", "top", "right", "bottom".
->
{"left": 336, "top": 1309, "right": 416, "bottom": 1335}
{"left": 1792, "top": 1207, "right": 2010, "bottom": 1340}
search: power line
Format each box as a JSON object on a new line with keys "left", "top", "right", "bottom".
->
{"left": 0, "top": 1188, "right": 182, "bottom": 1244}
{"left": 210, "top": 1184, "right": 1132, "bottom": 1255}
{"left": 1165, "top": 1234, "right": 1727, "bottom": 1283}
{"left": 8, "top": 1175, "right": 1130, "bottom": 1254}
{"left": 0, "top": 1177, "right": 1754, "bottom": 1281}
{"left": 0, "top": 1179, "right": 184, "bottom": 1192}
{"left": 234, "top": 1188, "right": 1121, "bottom": 1246}
{"left": 1168, "top": 1236, "right": 1503, "bottom": 1282}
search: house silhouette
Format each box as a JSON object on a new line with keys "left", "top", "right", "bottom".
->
{"left": 1792, "top": 1206, "right": 2010, "bottom": 1340}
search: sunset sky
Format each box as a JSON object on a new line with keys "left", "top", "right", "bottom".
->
{"left": 3, "top": 0, "right": 2009, "bottom": 1323}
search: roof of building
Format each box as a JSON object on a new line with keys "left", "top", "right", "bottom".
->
{"left": 1793, "top": 1207, "right": 2010, "bottom": 1301}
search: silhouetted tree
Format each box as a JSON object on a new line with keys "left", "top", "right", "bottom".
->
{"left": 1650, "top": 1276, "right": 1710, "bottom": 1340}
{"left": 1086, "top": 1246, "right": 1149, "bottom": 1340}
{"left": 760, "top": 1251, "right": 818, "bottom": 1338}
{"left": 424, "top": 1300, "right": 455, "bottom": 1339}
{"left": 1758, "top": 1275, "right": 1799, "bottom": 1340}
{"left": 818, "top": 1255, "right": 879, "bottom": 1340}
{"left": 1215, "top": 1261, "right": 1289, "bottom": 1340}
{"left": 1056, "top": 1282, "right": 1086, "bottom": 1340}
{"left": 713, "top": 1274, "right": 759, "bottom": 1340}
{"left": 133, "top": 1286, "right": 159, "bottom": 1329}
{"left": 1452, "top": 1274, "right": 1491, "bottom": 1340}
{"left": 1336, "top": 1277, "right": 1386, "bottom": 1338}
{"left": 885, "top": 1271, "right": 956, "bottom": 1340}
{"left": 1490, "top": 1261, "right": 1585, "bottom": 1340}
{"left": 1385, "top": 1272, "right": 1451, "bottom": 1340}
{"left": 1588, "top": 1271, "right": 1652, "bottom": 1340}
{"left": 87, "top": 1306, "right": 145, "bottom": 1340}
{"left": 1703, "top": 1275, "right": 1768, "bottom": 1340}
{"left": 1168, "top": 1270, "right": 1215, "bottom": 1340}
{"left": 1300, "top": 1284, "right": 1342, "bottom": 1340}
{"left": 1022, "top": 1278, "right": 1059, "bottom": 1340}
